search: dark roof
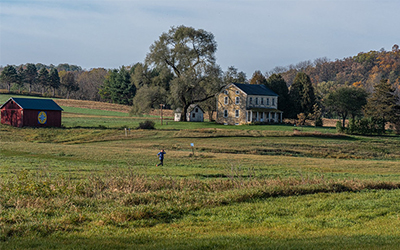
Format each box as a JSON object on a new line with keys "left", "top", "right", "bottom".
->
{"left": 187, "top": 104, "right": 204, "bottom": 113}
{"left": 232, "top": 83, "right": 278, "bottom": 96}
{"left": 1, "top": 97, "right": 63, "bottom": 111}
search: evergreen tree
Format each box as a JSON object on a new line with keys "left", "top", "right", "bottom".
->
{"left": 364, "top": 79, "right": 400, "bottom": 131}
{"left": 117, "top": 66, "right": 136, "bottom": 105}
{"left": 24, "top": 63, "right": 38, "bottom": 93}
{"left": 49, "top": 68, "right": 61, "bottom": 97}
{"left": 289, "top": 77, "right": 303, "bottom": 117}
{"left": 16, "top": 65, "right": 25, "bottom": 93}
{"left": 266, "top": 73, "right": 291, "bottom": 118}
{"left": 38, "top": 68, "right": 49, "bottom": 95}
{"left": 289, "top": 72, "right": 316, "bottom": 117}
{"left": 100, "top": 67, "right": 136, "bottom": 105}
{"left": 223, "top": 66, "right": 247, "bottom": 84}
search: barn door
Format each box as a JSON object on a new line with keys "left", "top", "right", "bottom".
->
{"left": 10, "top": 110, "right": 17, "bottom": 127}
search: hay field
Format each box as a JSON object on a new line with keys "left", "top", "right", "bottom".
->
{"left": 1, "top": 96, "right": 400, "bottom": 249}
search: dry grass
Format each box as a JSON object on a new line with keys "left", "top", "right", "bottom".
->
{"left": 1, "top": 169, "right": 400, "bottom": 241}
{"left": 55, "top": 99, "right": 132, "bottom": 113}
{"left": 55, "top": 99, "right": 175, "bottom": 117}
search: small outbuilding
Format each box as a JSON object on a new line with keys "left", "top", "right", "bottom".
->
{"left": 174, "top": 108, "right": 182, "bottom": 122}
{"left": 0, "top": 97, "right": 63, "bottom": 128}
{"left": 186, "top": 104, "right": 204, "bottom": 122}
{"left": 174, "top": 104, "right": 204, "bottom": 122}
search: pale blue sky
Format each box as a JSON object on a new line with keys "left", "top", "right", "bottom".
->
{"left": 1, "top": 0, "right": 399, "bottom": 76}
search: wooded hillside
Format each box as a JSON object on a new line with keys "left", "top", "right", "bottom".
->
{"left": 268, "top": 44, "right": 400, "bottom": 96}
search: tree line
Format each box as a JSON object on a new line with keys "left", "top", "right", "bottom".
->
{"left": 0, "top": 63, "right": 82, "bottom": 99}
{"left": 1, "top": 26, "right": 399, "bottom": 133}
{"left": 248, "top": 43, "right": 400, "bottom": 134}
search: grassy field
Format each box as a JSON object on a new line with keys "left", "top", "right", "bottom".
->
{"left": 1, "top": 94, "right": 400, "bottom": 249}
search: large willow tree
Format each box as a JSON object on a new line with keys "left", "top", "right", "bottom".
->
{"left": 146, "top": 25, "right": 223, "bottom": 121}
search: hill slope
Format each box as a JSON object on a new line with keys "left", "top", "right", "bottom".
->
{"left": 0, "top": 93, "right": 174, "bottom": 117}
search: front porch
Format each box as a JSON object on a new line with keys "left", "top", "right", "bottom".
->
{"left": 246, "top": 109, "right": 283, "bottom": 123}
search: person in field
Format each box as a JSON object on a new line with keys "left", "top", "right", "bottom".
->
{"left": 156, "top": 149, "right": 166, "bottom": 167}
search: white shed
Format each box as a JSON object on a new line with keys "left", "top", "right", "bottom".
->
{"left": 174, "top": 108, "right": 182, "bottom": 121}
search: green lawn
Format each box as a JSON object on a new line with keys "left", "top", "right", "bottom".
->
{"left": 1, "top": 95, "right": 400, "bottom": 249}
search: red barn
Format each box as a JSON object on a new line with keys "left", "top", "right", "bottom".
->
{"left": 0, "top": 97, "right": 63, "bottom": 127}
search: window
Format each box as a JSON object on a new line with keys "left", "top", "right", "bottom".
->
{"left": 272, "top": 113, "right": 275, "bottom": 119}
{"left": 266, "top": 98, "right": 270, "bottom": 105}
{"left": 260, "top": 112, "right": 264, "bottom": 119}
{"left": 224, "top": 96, "right": 228, "bottom": 104}
{"left": 255, "top": 97, "right": 259, "bottom": 105}
{"left": 235, "top": 97, "right": 240, "bottom": 104}
{"left": 195, "top": 108, "right": 198, "bottom": 113}
{"left": 235, "top": 90, "right": 240, "bottom": 94}
{"left": 261, "top": 98, "right": 264, "bottom": 105}
{"left": 272, "top": 98, "right": 275, "bottom": 106}
{"left": 224, "top": 90, "right": 228, "bottom": 94}
{"left": 224, "top": 110, "right": 228, "bottom": 118}
{"left": 192, "top": 113, "right": 196, "bottom": 118}
{"left": 235, "top": 110, "right": 239, "bottom": 118}
{"left": 247, "top": 111, "right": 251, "bottom": 122}
{"left": 249, "top": 97, "right": 253, "bottom": 104}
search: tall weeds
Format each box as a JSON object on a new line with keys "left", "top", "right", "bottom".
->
{"left": 1, "top": 169, "right": 400, "bottom": 240}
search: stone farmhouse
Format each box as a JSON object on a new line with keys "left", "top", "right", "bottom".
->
{"left": 216, "top": 83, "right": 283, "bottom": 125}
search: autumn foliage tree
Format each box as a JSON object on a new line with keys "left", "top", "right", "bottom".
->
{"left": 249, "top": 70, "right": 267, "bottom": 85}
{"left": 60, "top": 71, "right": 79, "bottom": 99}
{"left": 75, "top": 68, "right": 107, "bottom": 101}
{"left": 0, "top": 65, "right": 19, "bottom": 92}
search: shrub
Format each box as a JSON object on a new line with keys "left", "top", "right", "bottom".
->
{"left": 345, "top": 117, "right": 385, "bottom": 135}
{"left": 315, "top": 116, "right": 323, "bottom": 127}
{"left": 347, "top": 118, "right": 356, "bottom": 134}
{"left": 296, "top": 113, "right": 307, "bottom": 127}
{"left": 137, "top": 120, "right": 155, "bottom": 130}
{"left": 336, "top": 121, "right": 344, "bottom": 133}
